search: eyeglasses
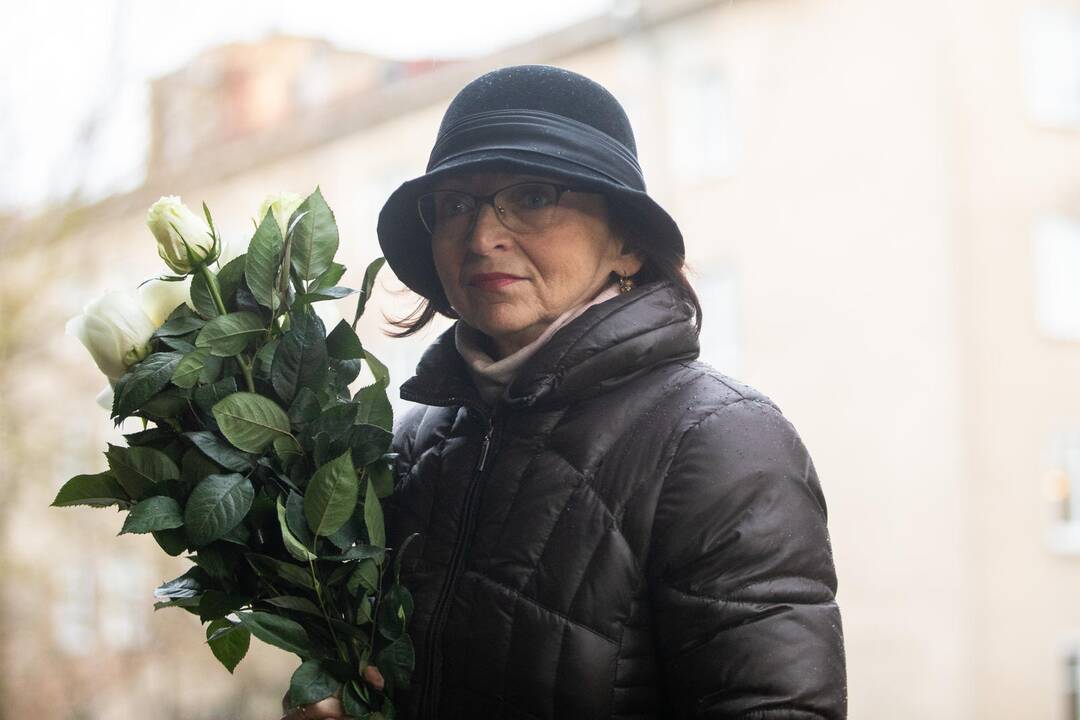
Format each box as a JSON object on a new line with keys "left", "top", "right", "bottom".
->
{"left": 417, "top": 181, "right": 579, "bottom": 240}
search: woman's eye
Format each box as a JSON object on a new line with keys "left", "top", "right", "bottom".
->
{"left": 510, "top": 185, "right": 555, "bottom": 210}
{"left": 440, "top": 197, "right": 471, "bottom": 217}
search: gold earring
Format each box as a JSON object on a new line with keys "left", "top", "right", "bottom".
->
{"left": 619, "top": 275, "right": 635, "bottom": 294}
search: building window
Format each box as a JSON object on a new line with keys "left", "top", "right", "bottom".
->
{"left": 1044, "top": 430, "right": 1080, "bottom": 554}
{"left": 1066, "top": 647, "right": 1080, "bottom": 719}
{"left": 1034, "top": 214, "right": 1080, "bottom": 340}
{"left": 668, "top": 68, "right": 739, "bottom": 182}
{"left": 696, "top": 267, "right": 740, "bottom": 376}
{"left": 1022, "top": 8, "right": 1080, "bottom": 128}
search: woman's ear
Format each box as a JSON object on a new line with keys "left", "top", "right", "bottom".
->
{"left": 613, "top": 244, "right": 644, "bottom": 277}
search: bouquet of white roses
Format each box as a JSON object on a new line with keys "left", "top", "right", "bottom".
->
{"left": 56, "top": 189, "right": 413, "bottom": 719}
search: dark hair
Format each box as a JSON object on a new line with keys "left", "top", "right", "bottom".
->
{"left": 384, "top": 196, "right": 701, "bottom": 337}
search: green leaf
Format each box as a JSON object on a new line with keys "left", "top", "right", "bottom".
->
{"left": 346, "top": 424, "right": 393, "bottom": 467}
{"left": 139, "top": 385, "right": 190, "bottom": 419}
{"left": 367, "top": 459, "right": 394, "bottom": 499}
{"left": 254, "top": 338, "right": 278, "bottom": 378}
{"left": 326, "top": 320, "right": 364, "bottom": 360}
{"left": 212, "top": 392, "right": 292, "bottom": 453}
{"left": 235, "top": 611, "right": 312, "bottom": 657}
{"left": 277, "top": 496, "right": 317, "bottom": 562}
{"left": 290, "top": 659, "right": 342, "bottom": 705}
{"left": 245, "top": 553, "right": 316, "bottom": 591}
{"left": 346, "top": 558, "right": 380, "bottom": 596}
{"left": 120, "top": 496, "right": 184, "bottom": 535}
{"left": 199, "top": 353, "right": 224, "bottom": 385}
{"left": 375, "top": 634, "right": 415, "bottom": 692}
{"left": 198, "top": 590, "right": 248, "bottom": 622}
{"left": 324, "top": 510, "right": 367, "bottom": 552}
{"left": 297, "top": 286, "right": 356, "bottom": 303}
{"left": 195, "top": 312, "right": 265, "bottom": 357}
{"left": 51, "top": 471, "right": 129, "bottom": 508}
{"left": 112, "top": 352, "right": 184, "bottom": 420}
{"left": 355, "top": 385, "right": 393, "bottom": 432}
{"left": 192, "top": 376, "right": 237, "bottom": 413}
{"left": 153, "top": 315, "right": 206, "bottom": 338}
{"left": 264, "top": 595, "right": 323, "bottom": 616}
{"left": 152, "top": 528, "right": 188, "bottom": 556}
{"left": 218, "top": 254, "right": 247, "bottom": 305}
{"left": 377, "top": 583, "right": 413, "bottom": 641}
{"left": 159, "top": 336, "right": 196, "bottom": 353}
{"left": 288, "top": 387, "right": 322, "bottom": 427}
{"left": 272, "top": 310, "right": 328, "bottom": 404}
{"left": 246, "top": 209, "right": 285, "bottom": 312}
{"left": 321, "top": 545, "right": 385, "bottom": 563}
{"left": 363, "top": 349, "right": 389, "bottom": 389}
{"left": 206, "top": 618, "right": 249, "bottom": 674}
{"left": 192, "top": 543, "right": 239, "bottom": 578}
{"left": 106, "top": 444, "right": 179, "bottom": 500}
{"left": 352, "top": 257, "right": 385, "bottom": 325}
{"left": 184, "top": 473, "right": 255, "bottom": 547}
{"left": 273, "top": 436, "right": 303, "bottom": 469}
{"left": 185, "top": 430, "right": 254, "bottom": 472}
{"left": 310, "top": 262, "right": 346, "bottom": 293}
{"left": 285, "top": 491, "right": 317, "bottom": 547}
{"left": 393, "top": 533, "right": 420, "bottom": 583}
{"left": 190, "top": 269, "right": 219, "bottom": 319}
{"left": 290, "top": 187, "right": 339, "bottom": 281}
{"left": 355, "top": 597, "right": 374, "bottom": 626}
{"left": 343, "top": 682, "right": 370, "bottom": 718}
{"left": 363, "top": 475, "right": 385, "bottom": 548}
{"left": 172, "top": 347, "right": 211, "bottom": 389}
{"left": 304, "top": 451, "right": 358, "bottom": 537}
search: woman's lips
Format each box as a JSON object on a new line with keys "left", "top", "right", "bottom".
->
{"left": 468, "top": 273, "right": 525, "bottom": 291}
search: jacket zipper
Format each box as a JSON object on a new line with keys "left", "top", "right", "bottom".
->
{"left": 417, "top": 411, "right": 498, "bottom": 718}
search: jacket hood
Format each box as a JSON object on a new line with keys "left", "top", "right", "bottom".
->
{"left": 399, "top": 281, "right": 699, "bottom": 411}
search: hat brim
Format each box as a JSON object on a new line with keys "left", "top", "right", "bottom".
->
{"left": 376, "top": 149, "right": 684, "bottom": 311}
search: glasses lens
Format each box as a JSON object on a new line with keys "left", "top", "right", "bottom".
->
{"left": 418, "top": 191, "right": 475, "bottom": 237}
{"left": 496, "top": 183, "right": 560, "bottom": 232}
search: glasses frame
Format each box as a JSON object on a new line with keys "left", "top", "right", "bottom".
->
{"left": 417, "top": 181, "right": 580, "bottom": 239}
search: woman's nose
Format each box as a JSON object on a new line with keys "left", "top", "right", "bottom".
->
{"left": 465, "top": 202, "right": 509, "bottom": 253}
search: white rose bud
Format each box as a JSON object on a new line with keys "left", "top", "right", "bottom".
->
{"left": 65, "top": 290, "right": 158, "bottom": 384}
{"left": 257, "top": 192, "right": 304, "bottom": 239}
{"left": 146, "top": 196, "right": 217, "bottom": 274}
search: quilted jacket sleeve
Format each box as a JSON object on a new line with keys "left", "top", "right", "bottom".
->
{"left": 648, "top": 397, "right": 847, "bottom": 719}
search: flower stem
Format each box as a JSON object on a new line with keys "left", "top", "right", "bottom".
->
{"left": 197, "top": 264, "right": 255, "bottom": 393}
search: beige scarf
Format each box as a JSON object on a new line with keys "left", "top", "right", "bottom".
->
{"left": 455, "top": 283, "right": 621, "bottom": 406}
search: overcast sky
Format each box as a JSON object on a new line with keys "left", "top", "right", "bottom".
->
{"left": 2, "top": 0, "right": 615, "bottom": 213}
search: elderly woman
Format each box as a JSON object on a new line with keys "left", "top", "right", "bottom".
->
{"left": 285, "top": 65, "right": 846, "bottom": 720}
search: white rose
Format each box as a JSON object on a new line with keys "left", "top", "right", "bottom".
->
{"left": 139, "top": 276, "right": 192, "bottom": 325}
{"left": 66, "top": 290, "right": 157, "bottom": 384}
{"left": 67, "top": 282, "right": 190, "bottom": 409}
{"left": 146, "top": 196, "right": 217, "bottom": 274}
{"left": 257, "top": 192, "right": 304, "bottom": 239}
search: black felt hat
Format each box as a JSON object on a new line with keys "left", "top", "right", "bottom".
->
{"left": 377, "top": 64, "right": 684, "bottom": 310}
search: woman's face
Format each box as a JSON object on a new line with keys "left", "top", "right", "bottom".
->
{"left": 430, "top": 171, "right": 642, "bottom": 357}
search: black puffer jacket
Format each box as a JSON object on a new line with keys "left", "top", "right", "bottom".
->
{"left": 387, "top": 281, "right": 847, "bottom": 719}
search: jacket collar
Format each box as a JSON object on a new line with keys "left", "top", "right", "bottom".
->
{"left": 398, "top": 281, "right": 699, "bottom": 412}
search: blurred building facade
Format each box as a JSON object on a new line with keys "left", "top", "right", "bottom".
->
{"left": 6, "top": 0, "right": 1080, "bottom": 717}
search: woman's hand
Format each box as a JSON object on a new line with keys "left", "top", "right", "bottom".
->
{"left": 278, "top": 666, "right": 385, "bottom": 720}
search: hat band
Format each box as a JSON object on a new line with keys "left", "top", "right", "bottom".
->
{"left": 427, "top": 109, "right": 646, "bottom": 191}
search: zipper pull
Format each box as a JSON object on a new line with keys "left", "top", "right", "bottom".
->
{"left": 477, "top": 423, "right": 494, "bottom": 473}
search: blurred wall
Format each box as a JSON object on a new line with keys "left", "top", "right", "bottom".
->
{"left": 6, "top": 0, "right": 1080, "bottom": 717}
